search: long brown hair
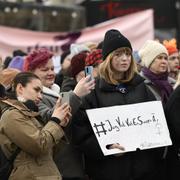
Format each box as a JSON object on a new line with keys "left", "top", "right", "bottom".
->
{"left": 99, "top": 48, "right": 137, "bottom": 84}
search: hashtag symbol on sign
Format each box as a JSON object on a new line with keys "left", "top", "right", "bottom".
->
{"left": 93, "top": 122, "right": 107, "bottom": 137}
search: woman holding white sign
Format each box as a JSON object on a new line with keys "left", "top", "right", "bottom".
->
{"left": 72, "top": 29, "right": 165, "bottom": 180}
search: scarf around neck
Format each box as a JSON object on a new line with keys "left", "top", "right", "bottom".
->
{"left": 142, "top": 67, "right": 173, "bottom": 105}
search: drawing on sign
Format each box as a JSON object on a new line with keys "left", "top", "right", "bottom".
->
{"left": 155, "top": 122, "right": 163, "bottom": 135}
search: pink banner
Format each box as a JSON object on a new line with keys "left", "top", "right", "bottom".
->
{"left": 0, "top": 9, "right": 154, "bottom": 60}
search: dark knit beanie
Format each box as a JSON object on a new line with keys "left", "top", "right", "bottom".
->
{"left": 102, "top": 29, "right": 132, "bottom": 60}
{"left": 97, "top": 41, "right": 103, "bottom": 49}
{"left": 70, "top": 52, "right": 87, "bottom": 78}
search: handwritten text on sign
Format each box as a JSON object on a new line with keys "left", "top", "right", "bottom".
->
{"left": 86, "top": 101, "right": 172, "bottom": 156}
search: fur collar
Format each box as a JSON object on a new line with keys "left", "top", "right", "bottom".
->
{"left": 43, "top": 84, "right": 60, "bottom": 98}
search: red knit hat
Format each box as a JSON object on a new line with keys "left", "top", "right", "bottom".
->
{"left": 163, "top": 39, "right": 178, "bottom": 55}
{"left": 70, "top": 52, "right": 87, "bottom": 77}
{"left": 85, "top": 49, "right": 103, "bottom": 66}
{"left": 23, "top": 48, "right": 53, "bottom": 71}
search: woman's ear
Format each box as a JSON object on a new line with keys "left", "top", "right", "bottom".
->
{"left": 16, "top": 83, "right": 24, "bottom": 96}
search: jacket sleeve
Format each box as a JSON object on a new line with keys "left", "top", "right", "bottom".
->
{"left": 38, "top": 100, "right": 54, "bottom": 124}
{"left": 69, "top": 91, "right": 82, "bottom": 116}
{"left": 61, "top": 76, "right": 76, "bottom": 92}
{"left": 72, "top": 93, "right": 105, "bottom": 160}
{"left": 1, "top": 109, "right": 64, "bottom": 157}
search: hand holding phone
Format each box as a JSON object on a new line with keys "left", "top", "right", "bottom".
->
{"left": 73, "top": 75, "right": 95, "bottom": 97}
{"left": 60, "top": 92, "right": 70, "bottom": 105}
{"left": 85, "top": 66, "right": 94, "bottom": 81}
{"left": 52, "top": 102, "right": 71, "bottom": 127}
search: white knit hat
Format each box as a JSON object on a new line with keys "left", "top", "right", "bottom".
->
{"left": 139, "top": 40, "right": 168, "bottom": 68}
{"left": 70, "top": 43, "right": 90, "bottom": 58}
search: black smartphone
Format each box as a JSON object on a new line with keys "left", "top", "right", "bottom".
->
{"left": 85, "top": 66, "right": 94, "bottom": 81}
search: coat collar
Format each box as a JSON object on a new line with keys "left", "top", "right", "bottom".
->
{"left": 43, "top": 84, "right": 60, "bottom": 98}
{"left": 98, "top": 73, "right": 145, "bottom": 92}
{"left": 0, "top": 99, "right": 39, "bottom": 117}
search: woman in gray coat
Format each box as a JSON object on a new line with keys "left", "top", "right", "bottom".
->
{"left": 23, "top": 48, "right": 95, "bottom": 180}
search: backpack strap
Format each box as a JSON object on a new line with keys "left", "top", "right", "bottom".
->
{"left": 0, "top": 106, "right": 21, "bottom": 161}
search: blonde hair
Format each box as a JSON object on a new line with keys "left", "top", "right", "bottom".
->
{"left": 99, "top": 50, "right": 137, "bottom": 85}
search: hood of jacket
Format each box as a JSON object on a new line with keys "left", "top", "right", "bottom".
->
{"left": 0, "top": 98, "right": 39, "bottom": 118}
{"left": 43, "top": 83, "right": 60, "bottom": 98}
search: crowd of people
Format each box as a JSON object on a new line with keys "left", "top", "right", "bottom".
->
{"left": 0, "top": 29, "right": 180, "bottom": 180}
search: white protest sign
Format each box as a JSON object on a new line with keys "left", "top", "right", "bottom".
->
{"left": 86, "top": 101, "right": 172, "bottom": 156}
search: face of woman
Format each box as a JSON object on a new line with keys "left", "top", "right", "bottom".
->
{"left": 168, "top": 52, "right": 180, "bottom": 72}
{"left": 33, "top": 59, "right": 55, "bottom": 88}
{"left": 111, "top": 48, "right": 132, "bottom": 73}
{"left": 61, "top": 55, "right": 71, "bottom": 71}
{"left": 17, "top": 78, "right": 43, "bottom": 105}
{"left": 150, "top": 53, "right": 168, "bottom": 74}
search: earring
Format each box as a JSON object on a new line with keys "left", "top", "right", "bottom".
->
{"left": 17, "top": 96, "right": 26, "bottom": 102}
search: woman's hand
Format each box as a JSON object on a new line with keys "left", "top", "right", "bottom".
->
{"left": 60, "top": 110, "right": 72, "bottom": 127}
{"left": 107, "top": 143, "right": 125, "bottom": 157}
{"left": 52, "top": 98, "right": 71, "bottom": 127}
{"left": 73, "top": 75, "right": 95, "bottom": 97}
{"left": 108, "top": 143, "right": 125, "bottom": 151}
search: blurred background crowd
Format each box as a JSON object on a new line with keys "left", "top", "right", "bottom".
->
{"left": 0, "top": 0, "right": 179, "bottom": 40}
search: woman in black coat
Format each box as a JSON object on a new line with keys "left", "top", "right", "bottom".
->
{"left": 72, "top": 29, "right": 165, "bottom": 180}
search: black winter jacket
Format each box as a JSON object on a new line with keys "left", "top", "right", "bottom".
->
{"left": 72, "top": 74, "right": 165, "bottom": 180}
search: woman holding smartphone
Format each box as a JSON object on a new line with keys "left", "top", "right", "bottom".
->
{"left": 0, "top": 72, "right": 71, "bottom": 179}
{"left": 72, "top": 29, "right": 165, "bottom": 180}
{"left": 23, "top": 48, "right": 95, "bottom": 180}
